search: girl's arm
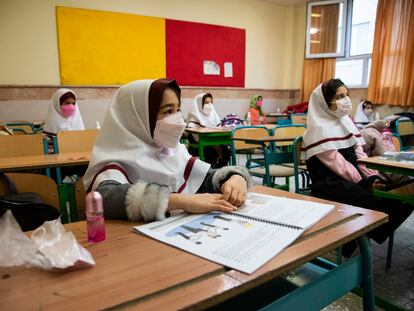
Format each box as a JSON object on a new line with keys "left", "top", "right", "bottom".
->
{"left": 96, "top": 166, "right": 252, "bottom": 222}
{"left": 316, "top": 149, "right": 363, "bottom": 183}
{"left": 354, "top": 145, "right": 379, "bottom": 178}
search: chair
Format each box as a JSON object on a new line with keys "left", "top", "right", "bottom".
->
{"left": 55, "top": 129, "right": 99, "bottom": 153}
{"left": 0, "top": 134, "right": 44, "bottom": 158}
{"left": 292, "top": 136, "right": 312, "bottom": 195}
{"left": 391, "top": 133, "right": 402, "bottom": 151}
{"left": 231, "top": 126, "right": 269, "bottom": 168}
{"left": 393, "top": 119, "right": 414, "bottom": 151}
{"left": 4, "top": 122, "right": 40, "bottom": 134}
{"left": 249, "top": 125, "right": 306, "bottom": 190}
{"left": 0, "top": 173, "right": 60, "bottom": 210}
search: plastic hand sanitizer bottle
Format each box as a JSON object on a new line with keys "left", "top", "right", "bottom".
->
{"left": 86, "top": 191, "right": 106, "bottom": 243}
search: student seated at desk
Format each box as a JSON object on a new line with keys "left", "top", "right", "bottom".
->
{"left": 187, "top": 93, "right": 230, "bottom": 168}
{"left": 354, "top": 100, "right": 376, "bottom": 126}
{"left": 84, "top": 79, "right": 251, "bottom": 221}
{"left": 360, "top": 120, "right": 411, "bottom": 185}
{"left": 302, "top": 79, "right": 413, "bottom": 255}
{"left": 43, "top": 88, "right": 85, "bottom": 137}
{"left": 248, "top": 94, "right": 267, "bottom": 125}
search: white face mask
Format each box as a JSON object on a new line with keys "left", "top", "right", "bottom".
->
{"left": 331, "top": 96, "right": 352, "bottom": 118}
{"left": 153, "top": 112, "right": 187, "bottom": 149}
{"left": 202, "top": 103, "right": 213, "bottom": 115}
{"left": 364, "top": 108, "right": 373, "bottom": 116}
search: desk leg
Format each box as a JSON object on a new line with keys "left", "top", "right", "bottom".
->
{"left": 357, "top": 235, "right": 375, "bottom": 311}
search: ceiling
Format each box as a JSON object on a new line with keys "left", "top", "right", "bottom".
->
{"left": 260, "top": 0, "right": 307, "bottom": 6}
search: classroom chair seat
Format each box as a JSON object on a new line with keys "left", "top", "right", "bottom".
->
{"left": 249, "top": 165, "right": 295, "bottom": 177}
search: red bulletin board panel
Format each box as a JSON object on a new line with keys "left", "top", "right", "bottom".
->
{"left": 166, "top": 19, "right": 245, "bottom": 87}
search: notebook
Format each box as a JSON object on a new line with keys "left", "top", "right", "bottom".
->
{"left": 134, "top": 192, "right": 334, "bottom": 274}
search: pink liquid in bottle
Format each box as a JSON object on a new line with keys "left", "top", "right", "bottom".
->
{"left": 86, "top": 191, "right": 106, "bottom": 243}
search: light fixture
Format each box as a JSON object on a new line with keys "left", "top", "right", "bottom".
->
{"left": 309, "top": 28, "right": 319, "bottom": 35}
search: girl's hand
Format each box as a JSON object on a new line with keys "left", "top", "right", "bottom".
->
{"left": 169, "top": 193, "right": 236, "bottom": 214}
{"left": 372, "top": 179, "right": 386, "bottom": 190}
{"left": 221, "top": 175, "right": 247, "bottom": 206}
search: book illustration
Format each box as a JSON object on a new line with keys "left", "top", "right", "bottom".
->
{"left": 165, "top": 213, "right": 253, "bottom": 245}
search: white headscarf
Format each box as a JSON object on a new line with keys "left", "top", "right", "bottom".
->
{"left": 354, "top": 101, "right": 375, "bottom": 123}
{"left": 187, "top": 93, "right": 221, "bottom": 128}
{"left": 43, "top": 88, "right": 85, "bottom": 135}
{"left": 302, "top": 83, "right": 365, "bottom": 160}
{"left": 83, "top": 80, "right": 210, "bottom": 193}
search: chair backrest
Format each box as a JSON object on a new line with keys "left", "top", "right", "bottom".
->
{"left": 2, "top": 173, "right": 60, "bottom": 210}
{"left": 231, "top": 126, "right": 270, "bottom": 151}
{"left": 395, "top": 119, "right": 414, "bottom": 136}
{"left": 392, "top": 133, "right": 402, "bottom": 152}
{"left": 4, "top": 122, "right": 36, "bottom": 134}
{"left": 290, "top": 114, "right": 307, "bottom": 125}
{"left": 0, "top": 134, "right": 44, "bottom": 158}
{"left": 272, "top": 124, "right": 306, "bottom": 147}
{"left": 56, "top": 129, "right": 99, "bottom": 153}
{"left": 292, "top": 136, "right": 311, "bottom": 195}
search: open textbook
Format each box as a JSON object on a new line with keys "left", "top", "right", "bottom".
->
{"left": 134, "top": 192, "right": 334, "bottom": 274}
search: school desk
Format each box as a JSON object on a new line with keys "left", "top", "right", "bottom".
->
{"left": 357, "top": 155, "right": 414, "bottom": 205}
{"left": 0, "top": 152, "right": 91, "bottom": 172}
{"left": 357, "top": 155, "right": 414, "bottom": 177}
{"left": 0, "top": 186, "right": 387, "bottom": 310}
{"left": 358, "top": 155, "right": 414, "bottom": 268}
{"left": 186, "top": 125, "right": 276, "bottom": 161}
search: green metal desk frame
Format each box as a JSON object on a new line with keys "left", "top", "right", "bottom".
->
{"left": 190, "top": 131, "right": 232, "bottom": 161}
{"left": 215, "top": 236, "right": 376, "bottom": 310}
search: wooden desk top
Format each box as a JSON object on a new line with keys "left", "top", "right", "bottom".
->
{"left": 185, "top": 127, "right": 233, "bottom": 134}
{"left": 357, "top": 156, "right": 414, "bottom": 174}
{"left": 0, "top": 186, "right": 387, "bottom": 310}
{"left": 232, "top": 136, "right": 297, "bottom": 143}
{"left": 186, "top": 125, "right": 275, "bottom": 135}
{"left": 0, "top": 152, "right": 91, "bottom": 172}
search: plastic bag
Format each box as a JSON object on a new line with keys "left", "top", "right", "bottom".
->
{"left": 0, "top": 210, "right": 95, "bottom": 270}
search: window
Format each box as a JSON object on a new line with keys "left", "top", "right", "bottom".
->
{"left": 335, "top": 0, "right": 378, "bottom": 87}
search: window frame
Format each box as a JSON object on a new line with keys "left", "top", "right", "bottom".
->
{"left": 305, "top": 0, "right": 348, "bottom": 59}
{"left": 336, "top": 0, "right": 376, "bottom": 88}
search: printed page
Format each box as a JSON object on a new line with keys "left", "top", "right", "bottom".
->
{"left": 135, "top": 212, "right": 303, "bottom": 274}
{"left": 231, "top": 192, "right": 334, "bottom": 230}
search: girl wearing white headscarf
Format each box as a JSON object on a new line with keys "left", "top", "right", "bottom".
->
{"left": 84, "top": 79, "right": 251, "bottom": 222}
{"left": 354, "top": 100, "right": 375, "bottom": 126}
{"left": 43, "top": 88, "right": 85, "bottom": 136}
{"left": 187, "top": 93, "right": 221, "bottom": 128}
{"left": 187, "top": 93, "right": 230, "bottom": 168}
{"left": 303, "top": 79, "right": 412, "bottom": 254}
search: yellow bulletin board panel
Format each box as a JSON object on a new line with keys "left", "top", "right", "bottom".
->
{"left": 56, "top": 7, "right": 166, "bottom": 85}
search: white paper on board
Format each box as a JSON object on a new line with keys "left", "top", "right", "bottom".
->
{"left": 203, "top": 61, "right": 220, "bottom": 75}
{"left": 224, "top": 62, "right": 233, "bottom": 77}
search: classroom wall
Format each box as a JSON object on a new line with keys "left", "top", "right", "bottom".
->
{"left": 0, "top": 0, "right": 306, "bottom": 89}
{"left": 0, "top": 86, "right": 300, "bottom": 128}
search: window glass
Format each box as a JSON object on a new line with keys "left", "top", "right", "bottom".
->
{"left": 350, "top": 0, "right": 378, "bottom": 56}
{"left": 336, "top": 59, "right": 364, "bottom": 86}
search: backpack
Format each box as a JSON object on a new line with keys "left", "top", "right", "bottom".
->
{"left": 220, "top": 113, "right": 244, "bottom": 128}
{"left": 0, "top": 173, "right": 60, "bottom": 231}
